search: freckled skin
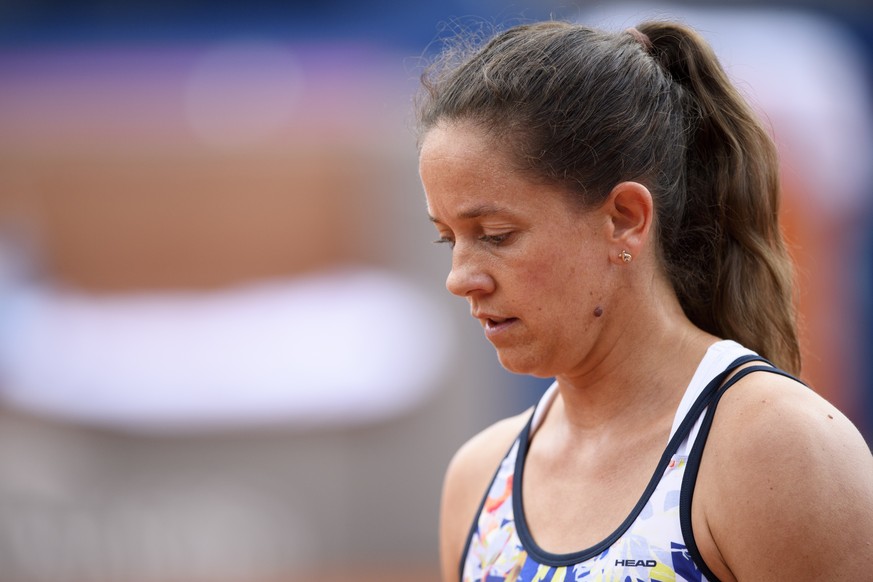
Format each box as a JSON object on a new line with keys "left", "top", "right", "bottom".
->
{"left": 419, "top": 121, "right": 617, "bottom": 378}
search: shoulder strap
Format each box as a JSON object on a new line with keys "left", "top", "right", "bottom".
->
{"left": 665, "top": 354, "right": 767, "bottom": 452}
{"left": 678, "top": 363, "right": 807, "bottom": 581}
{"left": 458, "top": 411, "right": 536, "bottom": 580}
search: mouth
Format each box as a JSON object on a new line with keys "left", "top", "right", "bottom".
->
{"left": 484, "top": 316, "right": 517, "bottom": 328}
{"left": 478, "top": 315, "right": 519, "bottom": 340}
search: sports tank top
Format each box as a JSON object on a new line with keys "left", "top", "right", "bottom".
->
{"left": 460, "top": 340, "right": 798, "bottom": 582}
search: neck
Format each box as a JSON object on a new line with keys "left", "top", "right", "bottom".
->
{"left": 552, "top": 283, "right": 718, "bottom": 436}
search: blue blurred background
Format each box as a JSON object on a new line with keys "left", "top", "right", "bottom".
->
{"left": 0, "top": 1, "right": 870, "bottom": 580}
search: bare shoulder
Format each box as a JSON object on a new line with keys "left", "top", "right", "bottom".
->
{"left": 439, "top": 410, "right": 531, "bottom": 582}
{"left": 696, "top": 368, "right": 873, "bottom": 581}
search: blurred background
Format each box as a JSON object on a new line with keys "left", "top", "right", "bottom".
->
{"left": 0, "top": 0, "right": 870, "bottom": 580}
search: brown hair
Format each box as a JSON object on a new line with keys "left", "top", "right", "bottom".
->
{"left": 417, "top": 20, "right": 801, "bottom": 374}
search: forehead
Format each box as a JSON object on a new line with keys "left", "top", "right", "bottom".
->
{"left": 419, "top": 121, "right": 503, "bottom": 170}
{"left": 421, "top": 124, "right": 512, "bottom": 214}
{"left": 419, "top": 121, "right": 577, "bottom": 220}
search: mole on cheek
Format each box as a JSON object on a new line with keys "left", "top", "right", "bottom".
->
{"left": 593, "top": 306, "right": 603, "bottom": 317}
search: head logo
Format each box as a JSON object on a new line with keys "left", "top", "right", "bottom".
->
{"left": 615, "top": 559, "right": 657, "bottom": 568}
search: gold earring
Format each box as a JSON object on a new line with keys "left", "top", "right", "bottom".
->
{"left": 619, "top": 250, "right": 632, "bottom": 263}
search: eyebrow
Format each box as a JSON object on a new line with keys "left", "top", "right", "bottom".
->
{"left": 428, "top": 204, "right": 512, "bottom": 223}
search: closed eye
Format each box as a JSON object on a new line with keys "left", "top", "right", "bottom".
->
{"left": 432, "top": 232, "right": 512, "bottom": 249}
{"left": 479, "top": 233, "right": 512, "bottom": 245}
{"left": 433, "top": 236, "right": 455, "bottom": 248}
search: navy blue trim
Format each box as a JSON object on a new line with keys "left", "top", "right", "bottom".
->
{"left": 508, "top": 354, "right": 765, "bottom": 568}
{"left": 457, "top": 411, "right": 537, "bottom": 582}
{"left": 680, "top": 364, "right": 806, "bottom": 581}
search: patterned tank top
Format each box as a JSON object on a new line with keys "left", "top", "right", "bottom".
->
{"left": 460, "top": 340, "right": 795, "bottom": 582}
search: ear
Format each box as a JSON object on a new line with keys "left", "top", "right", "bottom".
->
{"left": 604, "top": 181, "right": 654, "bottom": 258}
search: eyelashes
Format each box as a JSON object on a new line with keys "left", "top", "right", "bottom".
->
{"left": 433, "top": 236, "right": 455, "bottom": 247}
{"left": 479, "top": 233, "right": 510, "bottom": 245}
{"left": 432, "top": 233, "right": 513, "bottom": 248}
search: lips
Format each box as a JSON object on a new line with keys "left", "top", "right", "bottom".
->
{"left": 473, "top": 311, "right": 519, "bottom": 340}
{"left": 484, "top": 316, "right": 517, "bottom": 327}
{"left": 472, "top": 310, "right": 510, "bottom": 325}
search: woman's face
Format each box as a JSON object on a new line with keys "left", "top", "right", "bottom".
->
{"left": 419, "top": 122, "right": 615, "bottom": 378}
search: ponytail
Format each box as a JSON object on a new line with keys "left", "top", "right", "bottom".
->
{"left": 639, "top": 22, "right": 801, "bottom": 374}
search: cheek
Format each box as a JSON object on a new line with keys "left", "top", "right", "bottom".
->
{"left": 515, "top": 260, "right": 579, "bottom": 322}
{"left": 528, "top": 250, "right": 607, "bottom": 320}
{"left": 531, "top": 249, "right": 584, "bottom": 294}
{"left": 515, "top": 256, "right": 564, "bottom": 306}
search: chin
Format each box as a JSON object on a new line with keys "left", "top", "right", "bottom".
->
{"left": 495, "top": 349, "right": 554, "bottom": 378}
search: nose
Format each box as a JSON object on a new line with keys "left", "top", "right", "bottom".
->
{"left": 445, "top": 250, "right": 495, "bottom": 297}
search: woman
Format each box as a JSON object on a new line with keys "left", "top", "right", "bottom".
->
{"left": 416, "top": 20, "right": 873, "bottom": 582}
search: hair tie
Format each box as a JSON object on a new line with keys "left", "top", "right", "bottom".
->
{"left": 625, "top": 27, "right": 653, "bottom": 54}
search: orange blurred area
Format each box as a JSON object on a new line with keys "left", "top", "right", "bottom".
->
{"left": 0, "top": 43, "right": 405, "bottom": 292}
{"left": 0, "top": 146, "right": 373, "bottom": 291}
